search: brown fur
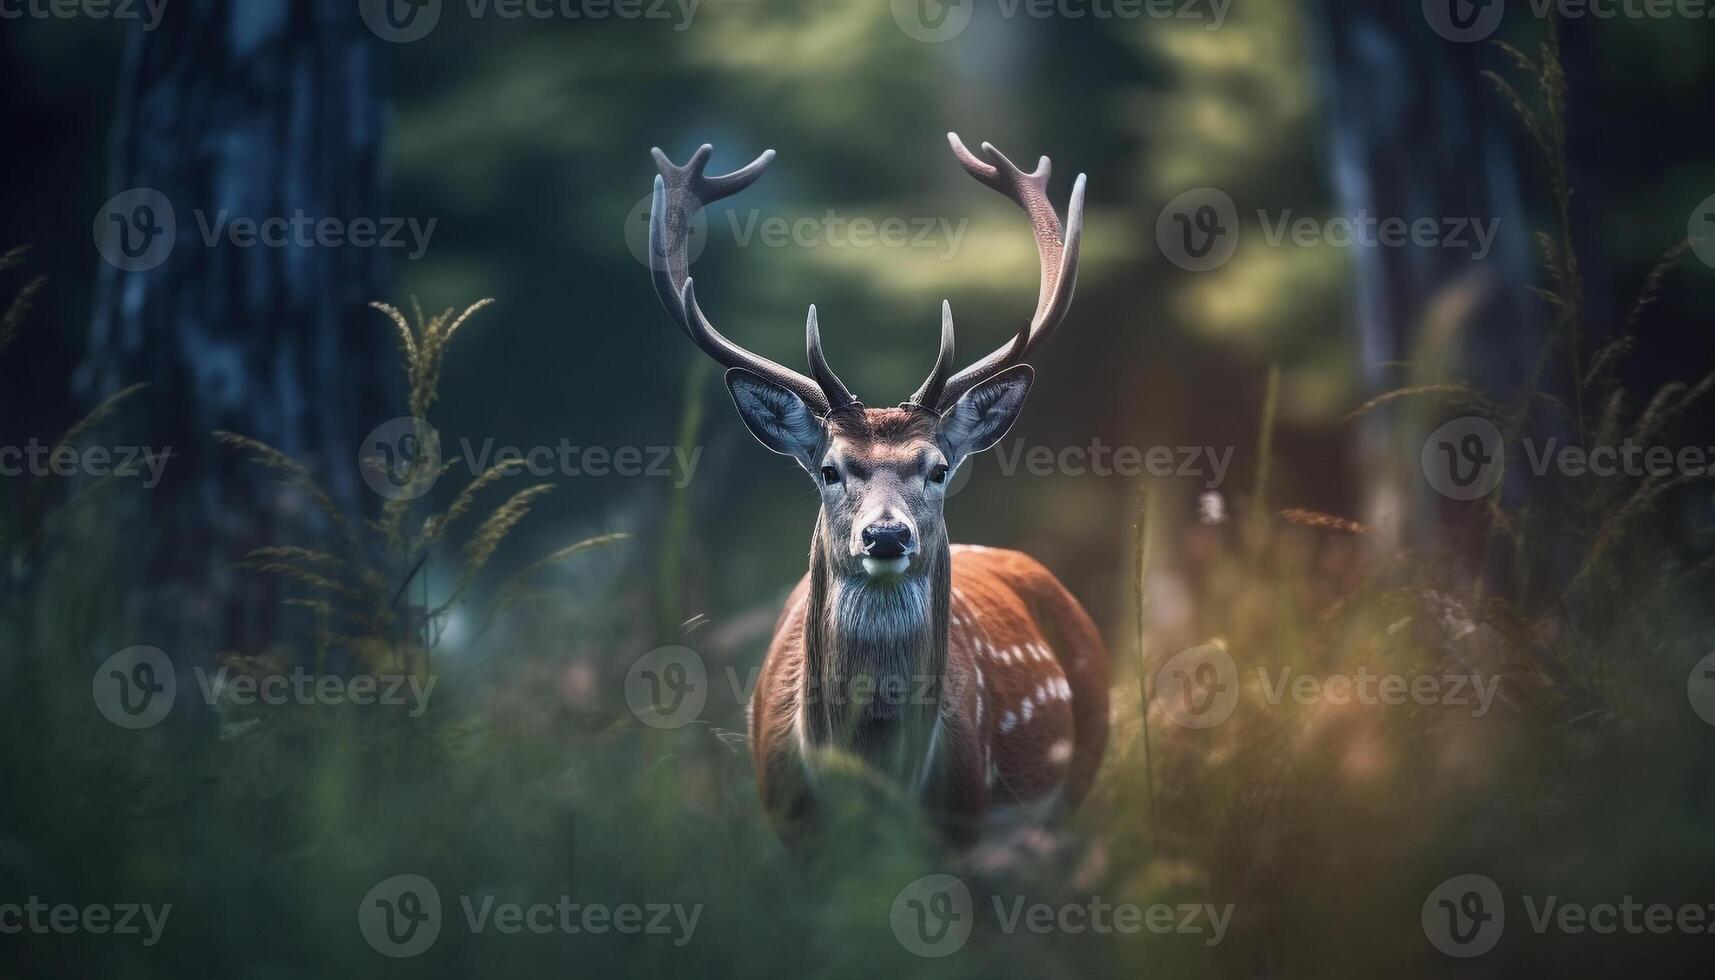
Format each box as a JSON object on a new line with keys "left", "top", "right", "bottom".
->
{"left": 750, "top": 539, "right": 1110, "bottom": 840}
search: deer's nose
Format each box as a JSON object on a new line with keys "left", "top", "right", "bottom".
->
{"left": 861, "top": 521, "right": 913, "bottom": 559}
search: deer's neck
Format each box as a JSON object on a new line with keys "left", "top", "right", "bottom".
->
{"left": 801, "top": 513, "right": 950, "bottom": 782}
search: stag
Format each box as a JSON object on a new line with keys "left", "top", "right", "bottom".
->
{"left": 646, "top": 135, "right": 1108, "bottom": 841}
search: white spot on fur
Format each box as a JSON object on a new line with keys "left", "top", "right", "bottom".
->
{"left": 999, "top": 710, "right": 1017, "bottom": 734}
{"left": 1047, "top": 740, "right": 1073, "bottom": 764}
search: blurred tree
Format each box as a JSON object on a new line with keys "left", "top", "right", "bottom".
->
{"left": 1310, "top": 0, "right": 1540, "bottom": 549}
{"left": 78, "top": 0, "right": 395, "bottom": 654}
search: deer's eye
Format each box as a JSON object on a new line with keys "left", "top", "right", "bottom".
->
{"left": 929, "top": 464, "right": 949, "bottom": 485}
{"left": 820, "top": 465, "right": 841, "bottom": 485}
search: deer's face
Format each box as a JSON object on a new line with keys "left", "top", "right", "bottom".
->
{"left": 645, "top": 136, "right": 1083, "bottom": 581}
{"left": 816, "top": 410, "right": 947, "bottom": 578}
{"left": 725, "top": 368, "right": 1033, "bottom": 581}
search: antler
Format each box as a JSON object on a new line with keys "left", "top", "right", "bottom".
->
{"left": 908, "top": 133, "right": 1086, "bottom": 414}
{"left": 649, "top": 144, "right": 858, "bottom": 415}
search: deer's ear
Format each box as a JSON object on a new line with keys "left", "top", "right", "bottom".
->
{"left": 726, "top": 368, "right": 824, "bottom": 469}
{"left": 940, "top": 364, "right": 1033, "bottom": 468}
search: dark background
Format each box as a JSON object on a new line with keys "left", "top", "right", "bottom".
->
{"left": 3, "top": 1, "right": 1715, "bottom": 977}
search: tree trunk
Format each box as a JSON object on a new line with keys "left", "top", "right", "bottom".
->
{"left": 1309, "top": 0, "right": 1541, "bottom": 557}
{"left": 79, "top": 0, "right": 395, "bottom": 655}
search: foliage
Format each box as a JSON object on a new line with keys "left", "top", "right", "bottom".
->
{"left": 217, "top": 299, "right": 626, "bottom": 677}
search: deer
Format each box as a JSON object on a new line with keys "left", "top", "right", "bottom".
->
{"left": 645, "top": 134, "right": 1109, "bottom": 843}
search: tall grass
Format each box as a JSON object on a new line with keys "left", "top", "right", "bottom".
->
{"left": 217, "top": 298, "right": 626, "bottom": 678}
